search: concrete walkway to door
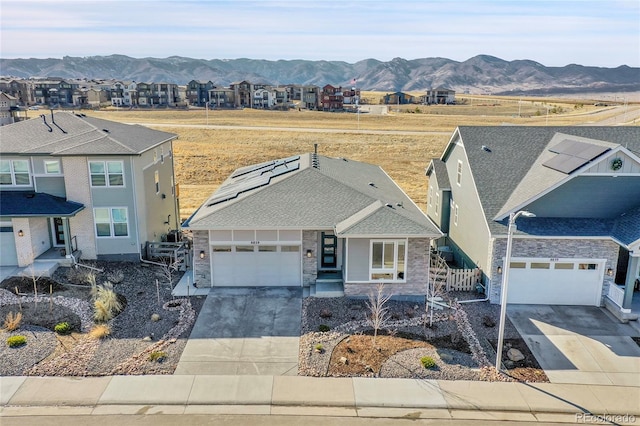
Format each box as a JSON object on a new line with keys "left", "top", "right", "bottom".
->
{"left": 508, "top": 305, "right": 640, "bottom": 386}
{"left": 175, "top": 287, "right": 302, "bottom": 376}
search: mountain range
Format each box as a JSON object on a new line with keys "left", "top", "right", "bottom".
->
{"left": 1, "top": 54, "right": 638, "bottom": 95}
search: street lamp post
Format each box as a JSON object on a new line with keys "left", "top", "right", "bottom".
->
{"left": 496, "top": 210, "right": 535, "bottom": 372}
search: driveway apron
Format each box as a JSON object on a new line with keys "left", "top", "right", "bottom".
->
{"left": 175, "top": 287, "right": 302, "bottom": 375}
{"left": 507, "top": 305, "right": 640, "bottom": 386}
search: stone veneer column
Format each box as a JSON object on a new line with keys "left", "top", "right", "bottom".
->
{"left": 12, "top": 218, "right": 33, "bottom": 267}
{"left": 302, "top": 230, "right": 317, "bottom": 287}
{"left": 62, "top": 157, "right": 97, "bottom": 259}
{"left": 192, "top": 230, "right": 211, "bottom": 287}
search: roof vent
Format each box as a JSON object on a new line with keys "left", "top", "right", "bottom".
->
{"left": 311, "top": 153, "right": 319, "bottom": 168}
{"left": 396, "top": 202, "right": 403, "bottom": 207}
{"left": 368, "top": 182, "right": 376, "bottom": 187}
{"left": 102, "top": 129, "right": 110, "bottom": 133}
{"left": 482, "top": 145, "right": 491, "bottom": 152}
{"left": 385, "top": 203, "right": 393, "bottom": 208}
{"left": 40, "top": 114, "right": 53, "bottom": 132}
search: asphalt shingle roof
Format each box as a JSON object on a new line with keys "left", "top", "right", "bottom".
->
{"left": 455, "top": 126, "right": 640, "bottom": 237}
{"left": 0, "top": 191, "right": 84, "bottom": 217}
{"left": 185, "top": 154, "right": 441, "bottom": 237}
{"left": 0, "top": 112, "right": 176, "bottom": 156}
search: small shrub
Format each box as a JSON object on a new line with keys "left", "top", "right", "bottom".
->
{"left": 420, "top": 356, "right": 437, "bottom": 369}
{"left": 150, "top": 313, "right": 161, "bottom": 322}
{"left": 3, "top": 311, "right": 22, "bottom": 332}
{"left": 149, "top": 351, "right": 167, "bottom": 362}
{"left": 88, "top": 324, "right": 111, "bottom": 340}
{"left": 54, "top": 322, "right": 72, "bottom": 335}
{"left": 7, "top": 335, "right": 27, "bottom": 348}
{"left": 314, "top": 343, "right": 324, "bottom": 353}
{"left": 318, "top": 324, "right": 330, "bottom": 332}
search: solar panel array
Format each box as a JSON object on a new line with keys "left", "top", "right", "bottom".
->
{"left": 542, "top": 139, "right": 610, "bottom": 174}
{"left": 207, "top": 155, "right": 300, "bottom": 206}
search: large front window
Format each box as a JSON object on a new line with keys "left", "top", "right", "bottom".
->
{"left": 94, "top": 207, "right": 128, "bottom": 237}
{"left": 370, "top": 240, "right": 406, "bottom": 281}
{"left": 0, "top": 159, "right": 31, "bottom": 186}
{"left": 89, "top": 161, "right": 124, "bottom": 187}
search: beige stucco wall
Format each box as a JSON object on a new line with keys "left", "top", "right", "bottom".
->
{"left": 12, "top": 217, "right": 49, "bottom": 267}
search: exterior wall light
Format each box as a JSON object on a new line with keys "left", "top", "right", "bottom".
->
{"left": 199, "top": 250, "right": 205, "bottom": 259}
{"left": 306, "top": 249, "right": 313, "bottom": 258}
{"left": 497, "top": 266, "right": 502, "bottom": 274}
{"left": 607, "top": 268, "right": 614, "bottom": 276}
{"left": 18, "top": 230, "right": 24, "bottom": 237}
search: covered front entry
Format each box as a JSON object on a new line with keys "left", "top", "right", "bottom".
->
{"left": 209, "top": 229, "right": 302, "bottom": 287}
{"left": 507, "top": 258, "right": 604, "bottom": 306}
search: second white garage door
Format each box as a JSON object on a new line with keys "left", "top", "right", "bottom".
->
{"left": 506, "top": 258, "right": 604, "bottom": 306}
{"left": 212, "top": 244, "right": 301, "bottom": 287}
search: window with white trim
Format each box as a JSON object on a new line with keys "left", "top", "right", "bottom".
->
{"left": 454, "top": 204, "right": 459, "bottom": 226}
{"left": 428, "top": 186, "right": 433, "bottom": 207}
{"left": 44, "top": 160, "right": 61, "bottom": 174}
{"left": 160, "top": 147, "right": 164, "bottom": 163}
{"left": 94, "top": 207, "right": 129, "bottom": 237}
{"left": 154, "top": 170, "right": 160, "bottom": 194}
{"left": 456, "top": 160, "right": 463, "bottom": 186}
{"left": 89, "top": 161, "right": 124, "bottom": 187}
{"left": 435, "top": 192, "right": 440, "bottom": 216}
{"left": 370, "top": 240, "right": 406, "bottom": 281}
{"left": 0, "top": 159, "right": 31, "bottom": 186}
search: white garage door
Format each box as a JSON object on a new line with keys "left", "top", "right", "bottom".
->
{"left": 212, "top": 245, "right": 301, "bottom": 286}
{"left": 506, "top": 258, "right": 604, "bottom": 306}
{"left": 0, "top": 221, "right": 18, "bottom": 266}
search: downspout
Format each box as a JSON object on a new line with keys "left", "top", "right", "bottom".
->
{"left": 458, "top": 277, "right": 490, "bottom": 304}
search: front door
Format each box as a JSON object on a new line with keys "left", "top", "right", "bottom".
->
{"left": 321, "top": 233, "right": 337, "bottom": 269}
{"left": 52, "top": 217, "right": 65, "bottom": 246}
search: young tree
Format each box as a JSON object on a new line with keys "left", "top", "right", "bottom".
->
{"left": 365, "top": 283, "right": 393, "bottom": 346}
{"left": 427, "top": 253, "right": 448, "bottom": 326}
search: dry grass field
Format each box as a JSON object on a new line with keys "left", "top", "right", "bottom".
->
{"left": 82, "top": 94, "right": 636, "bottom": 220}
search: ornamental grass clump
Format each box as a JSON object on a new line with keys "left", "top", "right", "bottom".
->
{"left": 7, "top": 335, "right": 27, "bottom": 348}
{"left": 88, "top": 324, "right": 111, "bottom": 340}
{"left": 92, "top": 281, "right": 122, "bottom": 322}
{"left": 148, "top": 351, "right": 167, "bottom": 362}
{"left": 3, "top": 311, "right": 22, "bottom": 332}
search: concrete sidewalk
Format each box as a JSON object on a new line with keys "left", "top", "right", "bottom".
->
{"left": 1, "top": 375, "right": 639, "bottom": 423}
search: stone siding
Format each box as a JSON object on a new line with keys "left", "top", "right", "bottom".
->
{"left": 192, "top": 230, "right": 211, "bottom": 288}
{"left": 489, "top": 238, "right": 619, "bottom": 305}
{"left": 302, "top": 230, "right": 318, "bottom": 286}
{"left": 62, "top": 157, "right": 97, "bottom": 259}
{"left": 344, "top": 238, "right": 431, "bottom": 297}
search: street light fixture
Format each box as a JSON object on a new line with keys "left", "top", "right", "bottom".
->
{"left": 496, "top": 210, "right": 536, "bottom": 372}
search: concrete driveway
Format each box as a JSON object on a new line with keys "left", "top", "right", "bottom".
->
{"left": 175, "top": 287, "right": 302, "bottom": 376}
{"left": 508, "top": 305, "right": 640, "bottom": 386}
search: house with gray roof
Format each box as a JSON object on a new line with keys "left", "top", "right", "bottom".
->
{"left": 183, "top": 151, "right": 442, "bottom": 296}
{"left": 0, "top": 111, "right": 180, "bottom": 270}
{"left": 426, "top": 126, "right": 640, "bottom": 321}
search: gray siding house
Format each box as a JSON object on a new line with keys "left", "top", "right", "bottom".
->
{"left": 426, "top": 126, "right": 640, "bottom": 320}
{"left": 183, "top": 152, "right": 442, "bottom": 296}
{"left": 0, "top": 112, "right": 180, "bottom": 267}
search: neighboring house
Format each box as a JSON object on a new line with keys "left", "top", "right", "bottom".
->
{"left": 383, "top": 92, "right": 415, "bottom": 105}
{"left": 253, "top": 88, "right": 275, "bottom": 109}
{"left": 426, "top": 126, "right": 640, "bottom": 320}
{"left": 0, "top": 112, "right": 180, "bottom": 268}
{"left": 0, "top": 92, "right": 20, "bottom": 126}
{"left": 321, "top": 85, "right": 343, "bottom": 111}
{"left": 186, "top": 80, "right": 215, "bottom": 106}
{"left": 183, "top": 151, "right": 442, "bottom": 296}
{"left": 230, "top": 81, "right": 253, "bottom": 108}
{"left": 423, "top": 88, "right": 455, "bottom": 105}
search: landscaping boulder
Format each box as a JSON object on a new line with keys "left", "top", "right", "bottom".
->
{"left": 507, "top": 348, "right": 525, "bottom": 362}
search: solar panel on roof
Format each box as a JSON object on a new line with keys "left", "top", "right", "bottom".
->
{"left": 207, "top": 156, "right": 301, "bottom": 206}
{"left": 542, "top": 153, "right": 589, "bottom": 174}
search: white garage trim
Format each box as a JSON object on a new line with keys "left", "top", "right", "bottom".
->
{"left": 505, "top": 257, "right": 605, "bottom": 306}
{"left": 209, "top": 229, "right": 303, "bottom": 287}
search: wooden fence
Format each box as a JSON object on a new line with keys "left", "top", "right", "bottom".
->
{"left": 430, "top": 253, "right": 481, "bottom": 292}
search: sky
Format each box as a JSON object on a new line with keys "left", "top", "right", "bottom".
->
{"left": 1, "top": 0, "right": 638, "bottom": 68}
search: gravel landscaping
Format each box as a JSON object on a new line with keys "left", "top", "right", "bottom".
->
{"left": 299, "top": 292, "right": 548, "bottom": 382}
{"left": 0, "top": 261, "right": 204, "bottom": 376}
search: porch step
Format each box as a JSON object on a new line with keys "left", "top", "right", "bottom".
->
{"left": 314, "top": 280, "right": 344, "bottom": 298}
{"left": 17, "top": 261, "right": 59, "bottom": 278}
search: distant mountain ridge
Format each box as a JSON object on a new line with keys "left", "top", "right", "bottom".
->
{"left": 1, "top": 54, "right": 637, "bottom": 95}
